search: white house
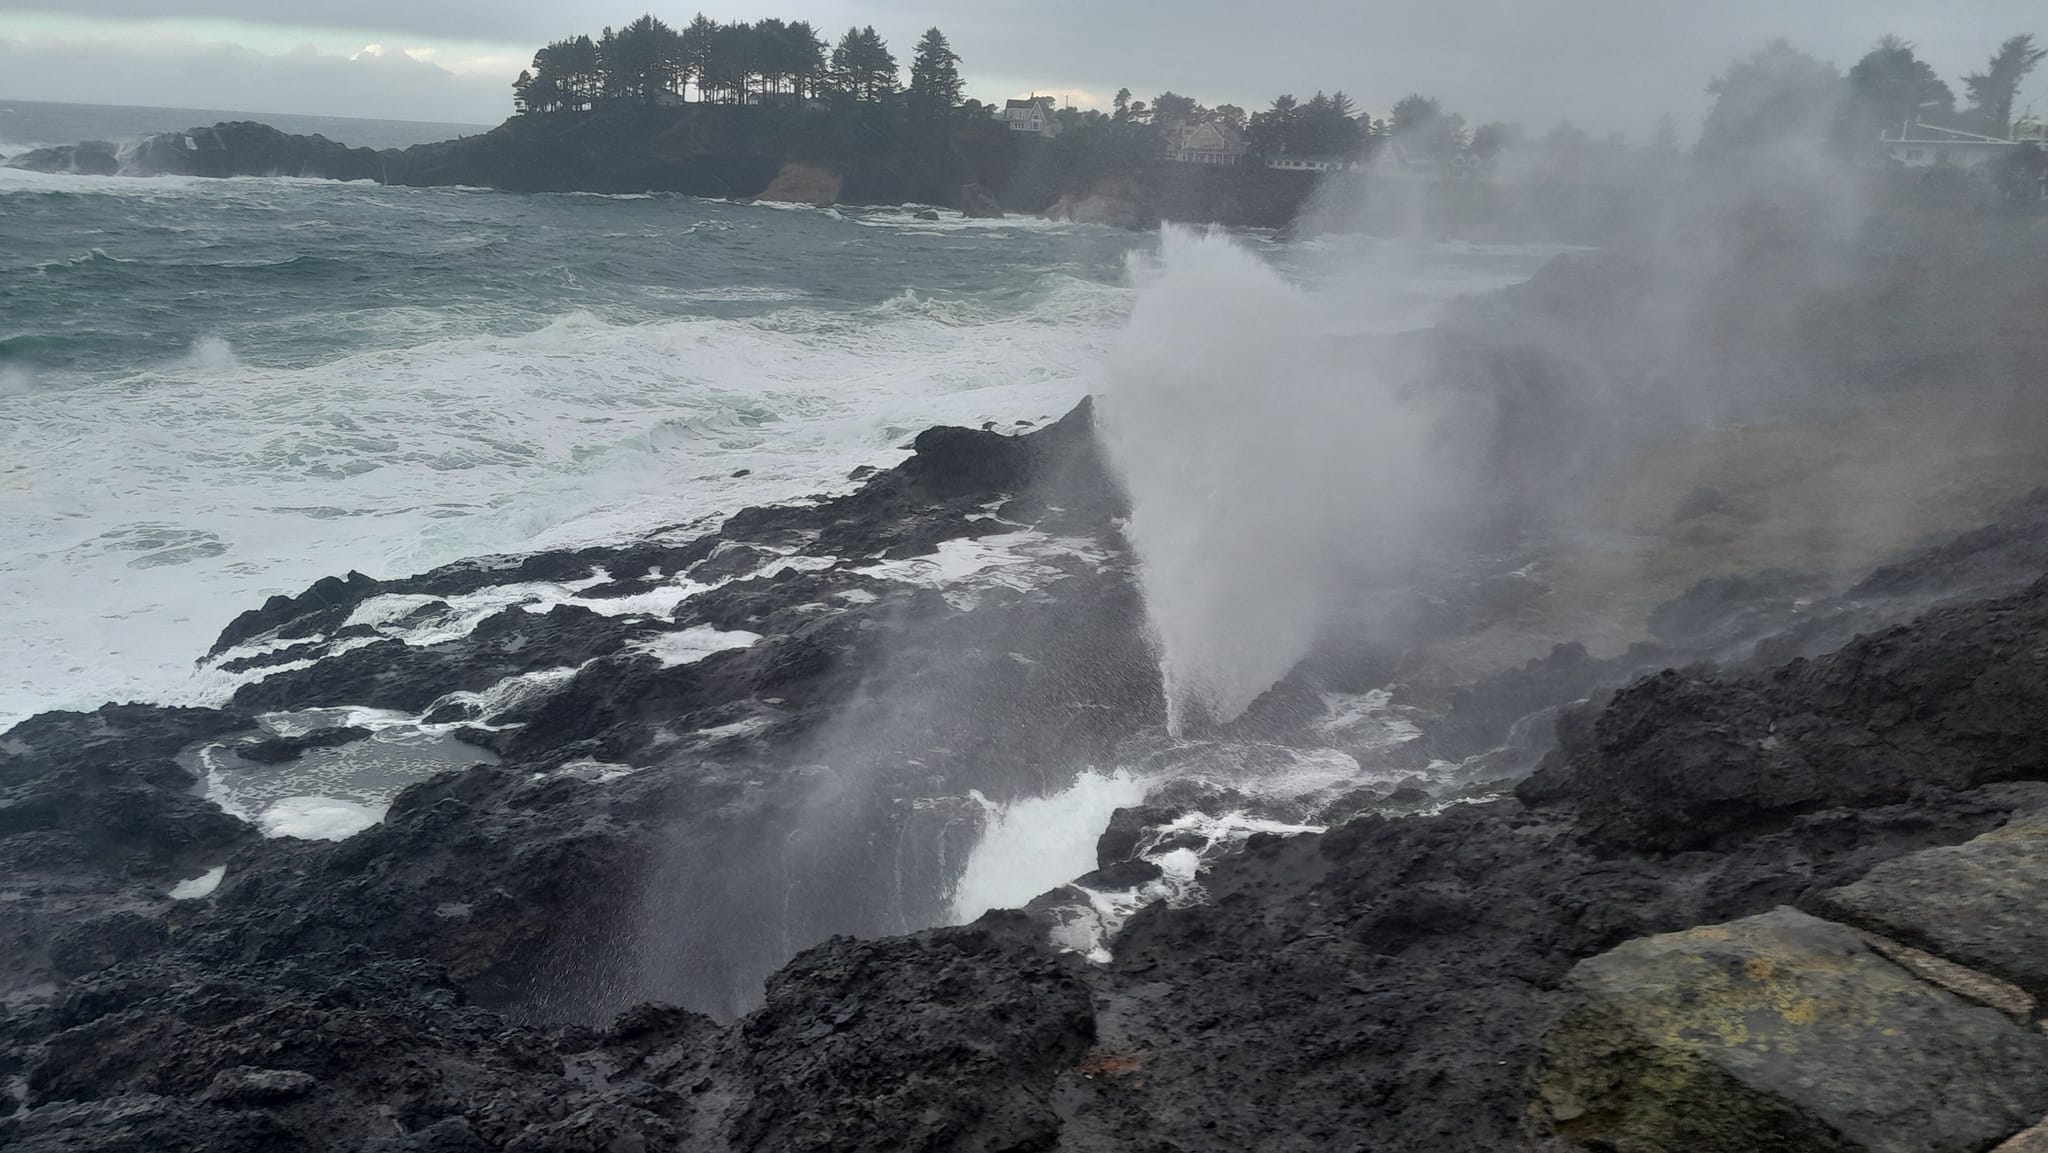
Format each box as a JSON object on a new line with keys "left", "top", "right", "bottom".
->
{"left": 1881, "top": 123, "right": 2024, "bottom": 169}
{"left": 1163, "top": 121, "right": 1246, "bottom": 165}
{"left": 997, "top": 96, "right": 1062, "bottom": 138}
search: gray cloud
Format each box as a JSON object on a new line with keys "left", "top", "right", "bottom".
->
{"left": 0, "top": 33, "right": 510, "bottom": 123}
{"left": 2, "top": 0, "right": 2044, "bottom": 134}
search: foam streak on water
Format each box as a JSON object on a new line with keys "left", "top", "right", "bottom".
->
{"left": 0, "top": 176, "right": 1140, "bottom": 730}
{"left": 0, "top": 166, "right": 1561, "bottom": 733}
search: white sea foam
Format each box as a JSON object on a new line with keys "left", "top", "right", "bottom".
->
{"left": 0, "top": 274, "right": 1118, "bottom": 732}
{"left": 420, "top": 665, "right": 587, "bottom": 730}
{"left": 948, "top": 769, "right": 1152, "bottom": 923}
{"left": 947, "top": 757, "right": 1340, "bottom": 960}
{"left": 854, "top": 531, "right": 1110, "bottom": 610}
{"left": 628, "top": 625, "right": 763, "bottom": 667}
{"left": 947, "top": 683, "right": 1459, "bottom": 959}
{"left": 259, "top": 795, "right": 386, "bottom": 841}
{"left": 168, "top": 865, "right": 227, "bottom": 899}
{"left": 0, "top": 199, "right": 1555, "bottom": 739}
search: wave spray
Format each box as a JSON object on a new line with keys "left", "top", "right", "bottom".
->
{"left": 1098, "top": 227, "right": 1446, "bottom": 733}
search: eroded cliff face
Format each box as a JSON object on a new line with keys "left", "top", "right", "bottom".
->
{"left": 5, "top": 107, "right": 1331, "bottom": 228}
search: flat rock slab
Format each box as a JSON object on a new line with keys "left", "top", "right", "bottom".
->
{"left": 1532, "top": 907, "right": 2048, "bottom": 1153}
{"left": 1815, "top": 811, "right": 2048, "bottom": 999}
{"left": 1996, "top": 1117, "right": 2048, "bottom": 1153}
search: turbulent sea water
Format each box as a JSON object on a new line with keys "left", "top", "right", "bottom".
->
{"left": 0, "top": 103, "right": 1563, "bottom": 734}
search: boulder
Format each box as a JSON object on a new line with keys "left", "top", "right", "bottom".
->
{"left": 1045, "top": 191, "right": 1156, "bottom": 230}
{"left": 752, "top": 161, "right": 842, "bottom": 208}
{"left": 233, "top": 725, "right": 372, "bottom": 765}
{"left": 7, "top": 141, "right": 122, "bottom": 176}
{"left": 1996, "top": 1118, "right": 2048, "bottom": 1153}
{"left": 730, "top": 913, "right": 1094, "bottom": 1152}
{"left": 1520, "top": 575, "right": 2048, "bottom": 851}
{"left": 1531, "top": 907, "right": 2048, "bottom": 1153}
{"left": 957, "top": 182, "right": 1004, "bottom": 219}
{"left": 1812, "top": 810, "right": 2048, "bottom": 999}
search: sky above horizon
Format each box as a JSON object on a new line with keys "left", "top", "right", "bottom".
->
{"left": 2, "top": 2, "right": 2044, "bottom": 137}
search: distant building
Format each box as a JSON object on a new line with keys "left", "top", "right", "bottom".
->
{"left": 997, "top": 96, "right": 1062, "bottom": 138}
{"left": 1163, "top": 121, "right": 1246, "bottom": 165}
{"left": 1881, "top": 122, "right": 2025, "bottom": 169}
{"left": 1264, "top": 155, "right": 1354, "bottom": 173}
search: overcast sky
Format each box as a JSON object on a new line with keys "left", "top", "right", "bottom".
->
{"left": 2, "top": 1, "right": 2044, "bottom": 137}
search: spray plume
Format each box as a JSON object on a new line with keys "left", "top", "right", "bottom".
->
{"left": 1098, "top": 228, "right": 1446, "bottom": 732}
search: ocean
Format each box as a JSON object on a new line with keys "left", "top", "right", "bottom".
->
{"left": 0, "top": 100, "right": 1563, "bottom": 733}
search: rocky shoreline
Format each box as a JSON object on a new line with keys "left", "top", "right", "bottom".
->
{"left": 6, "top": 386, "right": 2048, "bottom": 1149}
{"left": 8, "top": 211, "right": 2048, "bottom": 1149}
{"left": 0, "top": 113, "right": 1328, "bottom": 229}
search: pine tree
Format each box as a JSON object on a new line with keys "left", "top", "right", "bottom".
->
{"left": 1964, "top": 34, "right": 2047, "bottom": 138}
{"left": 681, "top": 14, "right": 718, "bottom": 101}
{"left": 908, "top": 27, "right": 965, "bottom": 113}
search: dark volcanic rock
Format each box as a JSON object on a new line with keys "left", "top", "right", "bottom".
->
{"left": 7, "top": 122, "right": 388, "bottom": 181}
{"left": 731, "top": 913, "right": 1093, "bottom": 1152}
{"left": 0, "top": 704, "right": 255, "bottom": 997}
{"left": 234, "top": 725, "right": 372, "bottom": 764}
{"left": 211, "top": 570, "right": 384, "bottom": 656}
{"left": 1427, "top": 640, "right": 1667, "bottom": 764}
{"left": 1646, "top": 567, "right": 1828, "bottom": 656}
{"left": 8, "top": 140, "right": 123, "bottom": 176}
{"left": 11, "top": 325, "right": 2048, "bottom": 1153}
{"left": 1520, "top": 574, "right": 2048, "bottom": 852}
{"left": 153, "top": 400, "right": 1152, "bottom": 1023}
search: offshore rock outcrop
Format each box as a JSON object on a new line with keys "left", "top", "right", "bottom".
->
{"left": 7, "top": 121, "right": 387, "bottom": 181}
{"left": 5, "top": 107, "right": 1334, "bottom": 229}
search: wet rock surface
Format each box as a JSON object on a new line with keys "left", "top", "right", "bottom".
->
{"left": 1519, "top": 569, "right": 2048, "bottom": 853}
{"left": 7, "top": 121, "right": 387, "bottom": 181}
{"left": 9, "top": 397, "right": 2048, "bottom": 1150}
{"left": 1532, "top": 908, "right": 2048, "bottom": 1153}
{"left": 1813, "top": 810, "right": 2048, "bottom": 999}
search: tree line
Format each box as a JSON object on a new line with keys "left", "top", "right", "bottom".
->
{"left": 1701, "top": 32, "right": 2045, "bottom": 156}
{"left": 1062, "top": 86, "right": 1481, "bottom": 165}
{"left": 513, "top": 13, "right": 963, "bottom": 115}
{"left": 506, "top": 12, "right": 2041, "bottom": 197}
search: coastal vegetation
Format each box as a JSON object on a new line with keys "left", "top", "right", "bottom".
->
{"left": 493, "top": 13, "right": 2047, "bottom": 223}
{"left": 511, "top": 16, "right": 952, "bottom": 115}
{"left": 10, "top": 14, "right": 2041, "bottom": 228}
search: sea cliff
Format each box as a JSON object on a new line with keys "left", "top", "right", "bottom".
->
{"left": 3, "top": 107, "right": 1346, "bottom": 230}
